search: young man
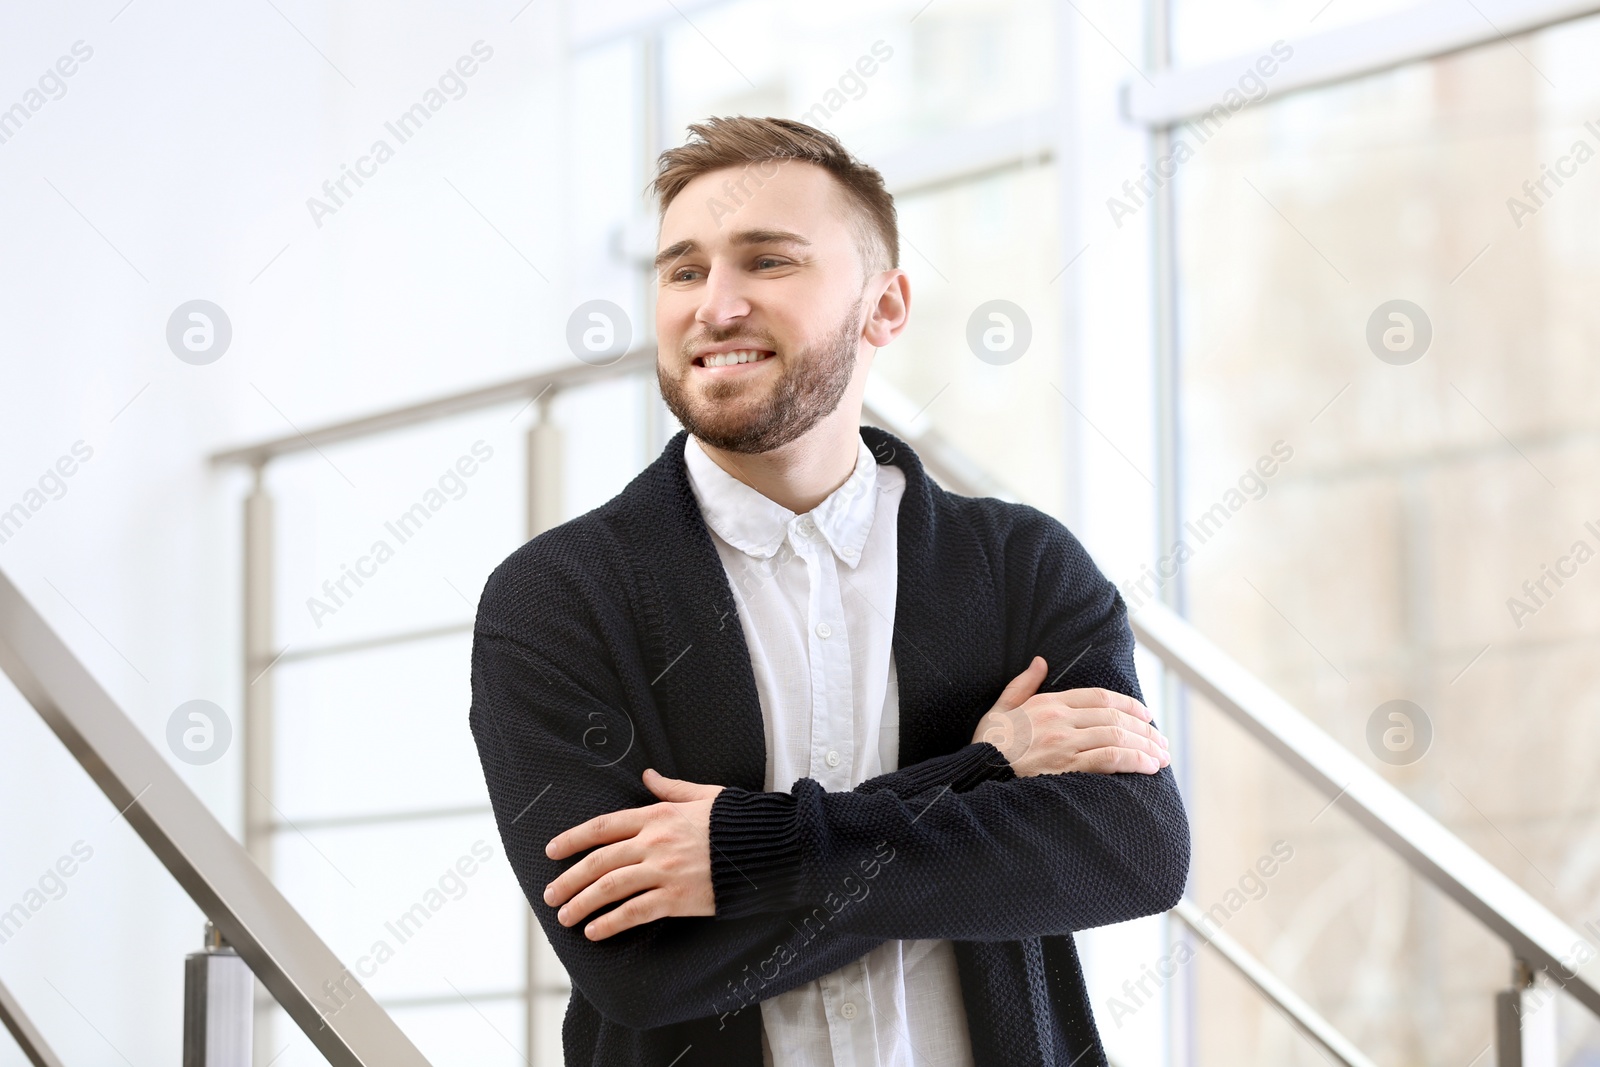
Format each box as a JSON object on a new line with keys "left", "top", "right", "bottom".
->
{"left": 470, "top": 116, "right": 1189, "bottom": 1066}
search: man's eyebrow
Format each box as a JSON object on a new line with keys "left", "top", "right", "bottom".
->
{"left": 652, "top": 230, "right": 812, "bottom": 273}
{"left": 653, "top": 240, "right": 696, "bottom": 273}
{"left": 730, "top": 229, "right": 811, "bottom": 249}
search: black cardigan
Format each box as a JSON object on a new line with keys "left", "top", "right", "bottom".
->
{"left": 469, "top": 425, "right": 1190, "bottom": 1066}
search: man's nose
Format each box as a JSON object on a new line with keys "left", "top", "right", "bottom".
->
{"left": 695, "top": 264, "right": 752, "bottom": 328}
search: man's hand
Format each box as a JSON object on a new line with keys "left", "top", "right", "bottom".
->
{"left": 542, "top": 768, "right": 724, "bottom": 940}
{"left": 972, "top": 656, "right": 1170, "bottom": 777}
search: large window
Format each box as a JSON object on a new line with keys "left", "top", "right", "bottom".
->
{"left": 1175, "top": 14, "right": 1600, "bottom": 1063}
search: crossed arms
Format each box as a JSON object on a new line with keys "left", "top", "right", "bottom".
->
{"left": 468, "top": 522, "right": 1190, "bottom": 1030}
{"left": 540, "top": 657, "right": 1173, "bottom": 941}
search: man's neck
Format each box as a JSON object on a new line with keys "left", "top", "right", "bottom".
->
{"left": 692, "top": 408, "right": 862, "bottom": 515}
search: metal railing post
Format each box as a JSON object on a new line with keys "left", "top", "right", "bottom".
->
{"left": 243, "top": 467, "right": 275, "bottom": 872}
{"left": 527, "top": 392, "right": 564, "bottom": 539}
{"left": 1498, "top": 959, "right": 1559, "bottom": 1067}
{"left": 242, "top": 466, "right": 277, "bottom": 1064}
{"left": 184, "top": 922, "right": 253, "bottom": 1067}
{"left": 524, "top": 390, "right": 565, "bottom": 1066}
{"left": 1496, "top": 963, "right": 1526, "bottom": 1067}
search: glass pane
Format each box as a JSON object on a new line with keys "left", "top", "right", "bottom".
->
{"left": 1175, "top": 15, "right": 1600, "bottom": 1062}
{"left": 661, "top": 0, "right": 1056, "bottom": 161}
{"left": 879, "top": 163, "right": 1066, "bottom": 514}
{"left": 568, "top": 38, "right": 647, "bottom": 354}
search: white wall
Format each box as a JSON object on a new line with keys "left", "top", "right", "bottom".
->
{"left": 0, "top": 1, "right": 581, "bottom": 1062}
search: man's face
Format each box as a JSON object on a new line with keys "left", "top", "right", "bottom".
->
{"left": 654, "top": 161, "right": 874, "bottom": 454}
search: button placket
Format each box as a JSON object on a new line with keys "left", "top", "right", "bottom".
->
{"left": 833, "top": 960, "right": 886, "bottom": 1067}
{"left": 808, "top": 541, "right": 854, "bottom": 789}
{"left": 818, "top": 972, "right": 859, "bottom": 1067}
{"left": 795, "top": 533, "right": 832, "bottom": 787}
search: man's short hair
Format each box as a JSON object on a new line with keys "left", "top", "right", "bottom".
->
{"left": 647, "top": 115, "right": 899, "bottom": 276}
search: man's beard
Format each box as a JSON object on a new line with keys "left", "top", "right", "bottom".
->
{"left": 658, "top": 298, "right": 862, "bottom": 455}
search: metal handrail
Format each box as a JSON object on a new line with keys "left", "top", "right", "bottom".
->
{"left": 0, "top": 975, "right": 65, "bottom": 1067}
{"left": 0, "top": 569, "right": 432, "bottom": 1066}
{"left": 1132, "top": 602, "right": 1600, "bottom": 1016}
{"left": 208, "top": 348, "right": 656, "bottom": 469}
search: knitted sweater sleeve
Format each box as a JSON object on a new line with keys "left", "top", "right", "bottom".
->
{"left": 707, "top": 510, "right": 1192, "bottom": 939}
{"left": 469, "top": 539, "right": 1019, "bottom": 1031}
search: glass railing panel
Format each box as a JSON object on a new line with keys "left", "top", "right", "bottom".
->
{"left": 269, "top": 814, "right": 525, "bottom": 999}
{"left": 266, "top": 407, "right": 526, "bottom": 653}
{"left": 273, "top": 635, "right": 483, "bottom": 824}
{"left": 1183, "top": 689, "right": 1510, "bottom": 1064}
{"left": 260, "top": 812, "right": 526, "bottom": 1065}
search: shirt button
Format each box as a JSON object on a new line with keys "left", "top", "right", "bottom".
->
{"left": 840, "top": 1001, "right": 857, "bottom": 1020}
{"left": 841, "top": 546, "right": 857, "bottom": 558}
{"left": 815, "top": 622, "right": 831, "bottom": 639}
{"left": 825, "top": 750, "right": 841, "bottom": 767}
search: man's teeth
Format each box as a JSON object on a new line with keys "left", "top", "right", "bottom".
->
{"left": 702, "top": 350, "right": 772, "bottom": 368}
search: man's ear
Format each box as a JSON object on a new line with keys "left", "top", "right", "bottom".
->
{"left": 861, "top": 268, "right": 910, "bottom": 349}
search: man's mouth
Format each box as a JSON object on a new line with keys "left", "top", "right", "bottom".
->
{"left": 693, "top": 349, "right": 775, "bottom": 369}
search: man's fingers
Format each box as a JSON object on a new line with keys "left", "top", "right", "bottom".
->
{"left": 546, "top": 806, "right": 650, "bottom": 861}
{"left": 642, "top": 768, "right": 721, "bottom": 802}
{"left": 1077, "top": 746, "right": 1162, "bottom": 775}
{"left": 1070, "top": 725, "right": 1169, "bottom": 766}
{"left": 1058, "top": 706, "right": 1169, "bottom": 750}
{"left": 544, "top": 836, "right": 646, "bottom": 907}
{"left": 581, "top": 887, "right": 673, "bottom": 941}
{"left": 1106, "top": 709, "right": 1167, "bottom": 749}
{"left": 992, "top": 656, "right": 1048, "bottom": 712}
{"left": 554, "top": 860, "right": 654, "bottom": 929}
{"left": 1051, "top": 686, "right": 1150, "bottom": 721}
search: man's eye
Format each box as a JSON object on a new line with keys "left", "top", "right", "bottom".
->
{"left": 755, "top": 257, "right": 783, "bottom": 269}
{"left": 671, "top": 269, "right": 701, "bottom": 282}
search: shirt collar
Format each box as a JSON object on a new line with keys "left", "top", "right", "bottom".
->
{"left": 683, "top": 434, "right": 881, "bottom": 568}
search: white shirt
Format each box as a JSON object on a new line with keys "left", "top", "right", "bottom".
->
{"left": 684, "top": 433, "right": 975, "bottom": 1067}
